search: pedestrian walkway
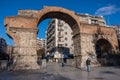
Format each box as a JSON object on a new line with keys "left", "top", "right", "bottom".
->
{"left": 44, "top": 62, "right": 81, "bottom": 73}
{"left": 0, "top": 62, "right": 120, "bottom": 80}
{"left": 43, "top": 62, "right": 120, "bottom": 80}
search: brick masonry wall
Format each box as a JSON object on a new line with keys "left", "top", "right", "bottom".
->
{"left": 11, "top": 28, "right": 40, "bottom": 70}
{"left": 80, "top": 33, "right": 99, "bottom": 67}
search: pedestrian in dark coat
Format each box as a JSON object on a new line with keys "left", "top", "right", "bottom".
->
{"left": 86, "top": 58, "right": 91, "bottom": 72}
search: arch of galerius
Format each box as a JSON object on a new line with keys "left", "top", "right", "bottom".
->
{"left": 4, "top": 6, "right": 118, "bottom": 70}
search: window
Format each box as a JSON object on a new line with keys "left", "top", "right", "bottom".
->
{"left": 65, "top": 43, "right": 68, "bottom": 46}
{"left": 65, "top": 32, "right": 67, "bottom": 35}
{"left": 58, "top": 38, "right": 61, "bottom": 41}
{"left": 58, "top": 44, "right": 63, "bottom": 47}
{"left": 71, "top": 44, "right": 73, "bottom": 46}
{"left": 65, "top": 37, "right": 67, "bottom": 40}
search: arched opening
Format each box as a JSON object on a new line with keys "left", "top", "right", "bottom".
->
{"left": 95, "top": 39, "right": 112, "bottom": 66}
{"left": 37, "top": 18, "right": 78, "bottom": 62}
{"left": 36, "top": 19, "right": 50, "bottom": 65}
{"left": 36, "top": 8, "right": 80, "bottom": 66}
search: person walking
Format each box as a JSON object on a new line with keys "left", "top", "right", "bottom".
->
{"left": 42, "top": 59, "right": 47, "bottom": 68}
{"left": 61, "top": 58, "right": 65, "bottom": 67}
{"left": 86, "top": 58, "right": 91, "bottom": 72}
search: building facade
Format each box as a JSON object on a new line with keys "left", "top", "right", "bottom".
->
{"left": 76, "top": 13, "right": 106, "bottom": 26}
{"left": 36, "top": 38, "right": 46, "bottom": 59}
{"left": 0, "top": 37, "right": 7, "bottom": 53}
{"left": 6, "top": 45, "right": 13, "bottom": 60}
{"left": 37, "top": 38, "right": 46, "bottom": 50}
{"left": 113, "top": 26, "right": 120, "bottom": 51}
{"left": 0, "top": 37, "right": 8, "bottom": 60}
{"left": 46, "top": 19, "right": 74, "bottom": 62}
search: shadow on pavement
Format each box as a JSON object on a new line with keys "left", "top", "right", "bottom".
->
{"left": 100, "top": 71, "right": 116, "bottom": 75}
{"left": 65, "top": 64, "right": 88, "bottom": 71}
{"left": 0, "top": 70, "right": 71, "bottom": 80}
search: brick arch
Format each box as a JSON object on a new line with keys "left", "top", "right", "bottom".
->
{"left": 95, "top": 38, "right": 113, "bottom": 52}
{"left": 36, "top": 6, "right": 82, "bottom": 67}
{"left": 4, "top": 6, "right": 82, "bottom": 70}
{"left": 36, "top": 6, "right": 81, "bottom": 34}
{"left": 95, "top": 38, "right": 113, "bottom": 65}
{"left": 4, "top": 6, "right": 81, "bottom": 43}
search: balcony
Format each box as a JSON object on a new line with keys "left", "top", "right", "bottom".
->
{"left": 58, "top": 34, "right": 64, "bottom": 37}
{"left": 58, "top": 21, "right": 64, "bottom": 26}
{"left": 58, "top": 42, "right": 64, "bottom": 45}
{"left": 58, "top": 40, "right": 64, "bottom": 44}
{"left": 47, "top": 26, "right": 55, "bottom": 33}
{"left": 58, "top": 23, "right": 64, "bottom": 26}
{"left": 58, "top": 27, "right": 63, "bottom": 31}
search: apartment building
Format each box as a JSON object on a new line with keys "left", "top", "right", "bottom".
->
{"left": 113, "top": 25, "right": 120, "bottom": 50}
{"left": 46, "top": 19, "right": 74, "bottom": 62}
{"left": 46, "top": 13, "right": 106, "bottom": 62}
{"left": 36, "top": 38, "right": 46, "bottom": 50}
{"left": 0, "top": 37, "right": 7, "bottom": 53}
{"left": 76, "top": 13, "right": 106, "bottom": 26}
{"left": 0, "top": 37, "right": 8, "bottom": 60}
{"left": 5, "top": 45, "right": 13, "bottom": 59}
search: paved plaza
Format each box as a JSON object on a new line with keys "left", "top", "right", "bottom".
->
{"left": 0, "top": 62, "right": 120, "bottom": 80}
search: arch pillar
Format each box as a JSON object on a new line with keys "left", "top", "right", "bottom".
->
{"left": 4, "top": 16, "right": 40, "bottom": 70}
{"left": 73, "top": 33, "right": 82, "bottom": 67}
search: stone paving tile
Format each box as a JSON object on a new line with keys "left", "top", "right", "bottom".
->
{"left": 0, "top": 62, "right": 120, "bottom": 80}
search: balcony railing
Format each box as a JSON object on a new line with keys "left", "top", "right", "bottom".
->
{"left": 58, "top": 27, "right": 63, "bottom": 31}
{"left": 58, "top": 42, "right": 64, "bottom": 44}
{"left": 58, "top": 40, "right": 64, "bottom": 44}
{"left": 58, "top": 34, "right": 64, "bottom": 37}
{"left": 58, "top": 20, "right": 64, "bottom": 26}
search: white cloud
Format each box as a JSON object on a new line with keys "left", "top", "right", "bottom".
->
{"left": 95, "top": 5, "right": 120, "bottom": 16}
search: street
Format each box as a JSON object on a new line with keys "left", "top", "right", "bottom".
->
{"left": 0, "top": 62, "right": 120, "bottom": 80}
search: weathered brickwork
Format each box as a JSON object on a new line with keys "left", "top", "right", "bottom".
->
{"left": 4, "top": 6, "right": 118, "bottom": 70}
{"left": 80, "top": 23, "right": 118, "bottom": 67}
{"left": 80, "top": 23, "right": 118, "bottom": 49}
{"left": 8, "top": 27, "right": 39, "bottom": 70}
{"left": 73, "top": 34, "right": 81, "bottom": 67}
{"left": 80, "top": 33, "right": 99, "bottom": 67}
